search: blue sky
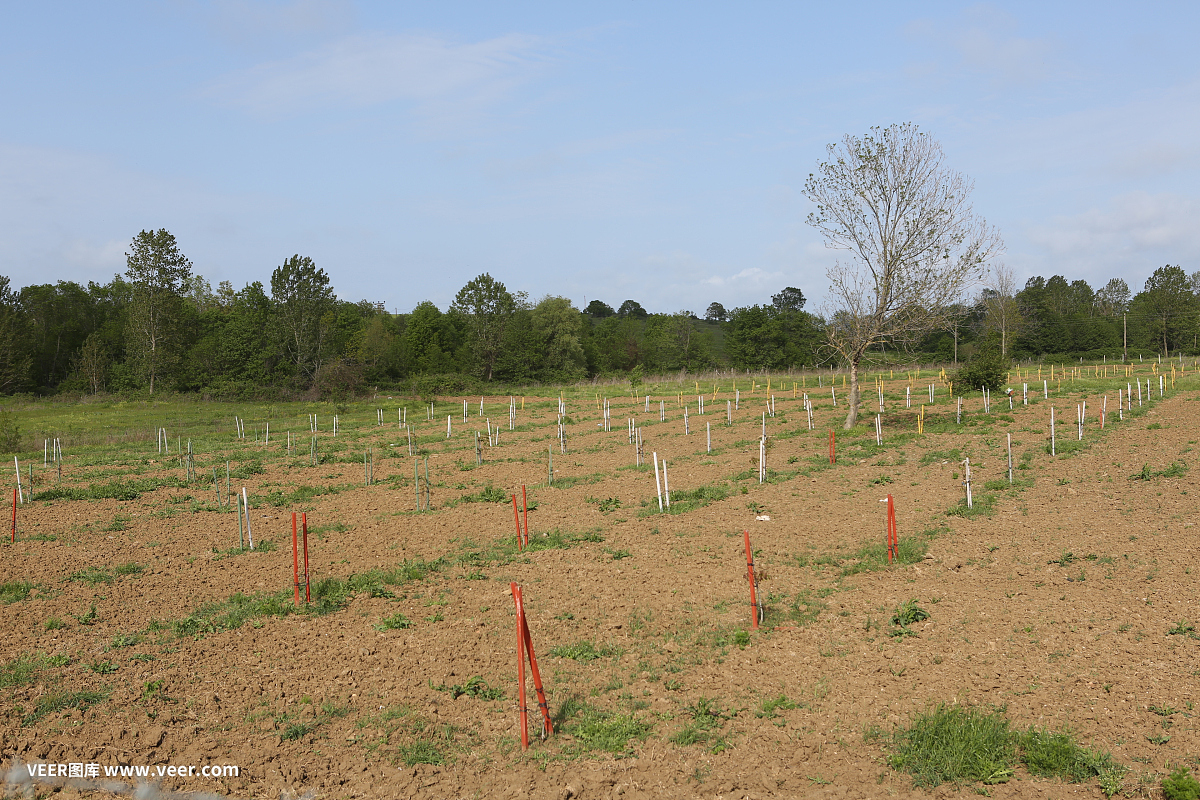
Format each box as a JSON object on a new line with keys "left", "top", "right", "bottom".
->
{"left": 2, "top": 1, "right": 1198, "bottom": 316}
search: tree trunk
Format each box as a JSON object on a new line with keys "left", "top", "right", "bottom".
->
{"left": 843, "top": 357, "right": 861, "bottom": 429}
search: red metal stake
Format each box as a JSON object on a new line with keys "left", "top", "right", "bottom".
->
{"left": 302, "top": 512, "right": 311, "bottom": 603}
{"left": 743, "top": 530, "right": 760, "bottom": 629}
{"left": 511, "top": 494, "right": 523, "bottom": 551}
{"left": 10, "top": 487, "right": 15, "bottom": 543}
{"left": 886, "top": 494, "right": 898, "bottom": 563}
{"left": 512, "top": 583, "right": 529, "bottom": 750}
{"left": 521, "top": 484, "right": 529, "bottom": 547}
{"left": 292, "top": 513, "right": 300, "bottom": 605}
{"left": 516, "top": 589, "right": 554, "bottom": 737}
{"left": 829, "top": 429, "right": 835, "bottom": 464}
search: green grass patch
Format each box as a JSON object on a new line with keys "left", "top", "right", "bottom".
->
{"left": 558, "top": 696, "right": 652, "bottom": 757}
{"left": 172, "top": 558, "right": 442, "bottom": 637}
{"left": 1020, "top": 727, "right": 1125, "bottom": 789}
{"left": 69, "top": 566, "right": 115, "bottom": 585}
{"left": 459, "top": 484, "right": 509, "bottom": 503}
{"left": 669, "top": 696, "right": 732, "bottom": 753}
{"left": 549, "top": 640, "right": 622, "bottom": 662}
{"left": 455, "top": 529, "right": 602, "bottom": 567}
{"left": 763, "top": 588, "right": 828, "bottom": 627}
{"left": 889, "top": 704, "right": 1126, "bottom": 795}
{"left": 375, "top": 613, "right": 412, "bottom": 631}
{"left": 23, "top": 689, "right": 109, "bottom": 726}
{"left": 889, "top": 704, "right": 1017, "bottom": 788}
{"left": 920, "top": 448, "right": 963, "bottom": 466}
{"left": 947, "top": 492, "right": 997, "bottom": 519}
{"left": 1130, "top": 461, "right": 1188, "bottom": 480}
{"left": 0, "top": 652, "right": 68, "bottom": 688}
{"left": 984, "top": 475, "right": 1034, "bottom": 491}
{"left": 654, "top": 483, "right": 732, "bottom": 515}
{"left": 262, "top": 483, "right": 350, "bottom": 507}
{"left": 547, "top": 473, "right": 605, "bottom": 490}
{"left": 33, "top": 476, "right": 187, "bottom": 502}
{"left": 68, "top": 562, "right": 141, "bottom": 584}
{"left": 0, "top": 581, "right": 36, "bottom": 604}
{"left": 397, "top": 739, "right": 446, "bottom": 767}
{"left": 756, "top": 694, "right": 798, "bottom": 719}
{"left": 430, "top": 675, "right": 503, "bottom": 701}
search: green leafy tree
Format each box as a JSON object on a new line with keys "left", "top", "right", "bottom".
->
{"left": 771, "top": 287, "right": 806, "bottom": 313}
{"left": 1095, "top": 278, "right": 1130, "bottom": 316}
{"left": 617, "top": 299, "right": 648, "bottom": 319}
{"left": 584, "top": 300, "right": 615, "bottom": 318}
{"left": 451, "top": 273, "right": 520, "bottom": 380}
{"left": 270, "top": 255, "right": 336, "bottom": 385}
{"left": 403, "top": 301, "right": 459, "bottom": 374}
{"left": 704, "top": 302, "right": 727, "bottom": 322}
{"left": 531, "top": 296, "right": 586, "bottom": 380}
{"left": 0, "top": 276, "right": 31, "bottom": 394}
{"left": 1133, "top": 264, "right": 1196, "bottom": 356}
{"left": 124, "top": 229, "right": 193, "bottom": 394}
{"left": 643, "top": 312, "right": 713, "bottom": 372}
{"left": 726, "top": 305, "right": 784, "bottom": 369}
{"left": 73, "top": 332, "right": 109, "bottom": 394}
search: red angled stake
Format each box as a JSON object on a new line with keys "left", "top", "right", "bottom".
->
{"left": 512, "top": 582, "right": 529, "bottom": 749}
{"left": 521, "top": 484, "right": 529, "bottom": 547}
{"left": 743, "top": 530, "right": 761, "bottom": 629}
{"left": 511, "top": 494, "right": 523, "bottom": 551}
{"left": 291, "top": 512, "right": 300, "bottom": 605}
{"left": 301, "top": 512, "right": 311, "bottom": 603}
{"left": 886, "top": 494, "right": 898, "bottom": 563}
{"left": 511, "top": 583, "right": 553, "bottom": 749}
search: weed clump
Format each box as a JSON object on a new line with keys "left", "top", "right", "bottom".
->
{"left": 0, "top": 581, "right": 35, "bottom": 604}
{"left": 888, "top": 704, "right": 1126, "bottom": 795}
{"left": 549, "top": 641, "right": 622, "bottom": 662}
{"left": 558, "top": 695, "right": 651, "bottom": 757}
{"left": 1163, "top": 767, "right": 1200, "bottom": 800}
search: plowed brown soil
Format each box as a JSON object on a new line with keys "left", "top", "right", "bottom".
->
{"left": 2, "top": 382, "right": 1197, "bottom": 799}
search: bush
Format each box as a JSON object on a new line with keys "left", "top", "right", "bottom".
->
{"left": 955, "top": 337, "right": 1009, "bottom": 393}
{"left": 1164, "top": 767, "right": 1200, "bottom": 800}
{"left": 314, "top": 359, "right": 364, "bottom": 401}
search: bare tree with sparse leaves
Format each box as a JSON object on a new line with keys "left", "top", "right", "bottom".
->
{"left": 977, "top": 262, "right": 1024, "bottom": 358}
{"left": 804, "top": 123, "right": 1004, "bottom": 428}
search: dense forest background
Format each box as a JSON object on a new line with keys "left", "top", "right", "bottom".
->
{"left": 0, "top": 229, "right": 1197, "bottom": 399}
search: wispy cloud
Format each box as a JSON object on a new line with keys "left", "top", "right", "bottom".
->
{"left": 1024, "top": 191, "right": 1200, "bottom": 286}
{"left": 906, "top": 4, "right": 1063, "bottom": 89}
{"left": 701, "top": 266, "right": 784, "bottom": 291}
{"left": 204, "top": 31, "right": 550, "bottom": 128}
{"left": 202, "top": 0, "right": 355, "bottom": 47}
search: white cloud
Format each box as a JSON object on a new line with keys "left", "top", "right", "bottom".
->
{"left": 906, "top": 4, "right": 1064, "bottom": 89}
{"left": 701, "top": 266, "right": 784, "bottom": 290}
{"left": 202, "top": 0, "right": 355, "bottom": 47}
{"left": 1023, "top": 191, "right": 1200, "bottom": 286}
{"left": 204, "top": 31, "right": 549, "bottom": 128}
{"left": 0, "top": 140, "right": 281, "bottom": 289}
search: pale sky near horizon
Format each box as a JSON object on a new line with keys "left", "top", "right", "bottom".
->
{"left": 2, "top": 1, "right": 1198, "bottom": 316}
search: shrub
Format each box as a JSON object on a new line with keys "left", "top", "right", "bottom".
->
{"left": 955, "top": 336, "right": 1009, "bottom": 393}
{"left": 1163, "top": 767, "right": 1200, "bottom": 800}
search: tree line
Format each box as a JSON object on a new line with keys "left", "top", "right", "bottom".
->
{"left": 0, "top": 228, "right": 1194, "bottom": 399}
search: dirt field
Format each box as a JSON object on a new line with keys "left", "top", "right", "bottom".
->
{"left": 1, "top": 372, "right": 1197, "bottom": 799}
